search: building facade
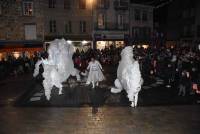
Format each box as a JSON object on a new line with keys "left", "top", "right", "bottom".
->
{"left": 0, "top": 0, "right": 153, "bottom": 54}
{"left": 165, "top": 0, "right": 200, "bottom": 47}
{"left": 93, "top": 0, "right": 129, "bottom": 49}
{"left": 130, "top": 3, "right": 153, "bottom": 45}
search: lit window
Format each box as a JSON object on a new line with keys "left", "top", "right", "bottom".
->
{"left": 49, "top": 0, "right": 56, "bottom": 8}
{"left": 23, "top": 2, "right": 33, "bottom": 16}
{"left": 49, "top": 20, "right": 56, "bottom": 33}
{"left": 117, "top": 14, "right": 124, "bottom": 29}
{"left": 98, "top": 14, "right": 105, "bottom": 29}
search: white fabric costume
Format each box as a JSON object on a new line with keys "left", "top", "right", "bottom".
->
{"left": 86, "top": 60, "right": 105, "bottom": 88}
{"left": 111, "top": 46, "right": 143, "bottom": 107}
{"left": 33, "top": 39, "right": 80, "bottom": 100}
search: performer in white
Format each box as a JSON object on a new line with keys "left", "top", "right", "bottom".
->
{"left": 111, "top": 46, "right": 143, "bottom": 107}
{"left": 33, "top": 39, "right": 80, "bottom": 100}
{"left": 86, "top": 57, "right": 105, "bottom": 88}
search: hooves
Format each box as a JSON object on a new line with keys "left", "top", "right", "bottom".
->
{"left": 111, "top": 88, "right": 122, "bottom": 93}
{"left": 131, "top": 102, "right": 137, "bottom": 108}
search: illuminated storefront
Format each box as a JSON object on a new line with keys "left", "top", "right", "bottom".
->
{"left": 0, "top": 40, "right": 43, "bottom": 60}
{"left": 44, "top": 40, "right": 92, "bottom": 52}
{"left": 96, "top": 41, "right": 124, "bottom": 50}
{"left": 94, "top": 34, "right": 129, "bottom": 49}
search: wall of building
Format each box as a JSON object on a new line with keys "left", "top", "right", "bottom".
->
{"left": 93, "top": 0, "right": 130, "bottom": 42}
{"left": 130, "top": 4, "right": 153, "bottom": 43}
{"left": 0, "top": 0, "right": 154, "bottom": 47}
{"left": 195, "top": 1, "right": 200, "bottom": 42}
{"left": 0, "top": 0, "right": 44, "bottom": 41}
{"left": 42, "top": 0, "right": 92, "bottom": 40}
{"left": 166, "top": 0, "right": 200, "bottom": 46}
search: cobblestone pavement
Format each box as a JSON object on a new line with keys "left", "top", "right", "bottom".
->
{"left": 0, "top": 74, "right": 33, "bottom": 106}
{"left": 0, "top": 105, "right": 200, "bottom": 134}
{"left": 0, "top": 69, "right": 200, "bottom": 134}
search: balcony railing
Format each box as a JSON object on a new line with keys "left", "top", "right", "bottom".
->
{"left": 95, "top": 0, "right": 110, "bottom": 9}
{"left": 95, "top": 23, "right": 129, "bottom": 31}
{"left": 113, "top": 0, "right": 128, "bottom": 10}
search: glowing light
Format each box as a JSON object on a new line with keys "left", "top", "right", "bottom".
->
{"left": 142, "top": 45, "right": 149, "bottom": 49}
{"left": 13, "top": 52, "right": 20, "bottom": 59}
{"left": 97, "top": 41, "right": 106, "bottom": 50}
{"left": 87, "top": 0, "right": 95, "bottom": 8}
{"left": 0, "top": 53, "right": 2, "bottom": 61}
{"left": 67, "top": 40, "right": 72, "bottom": 44}
{"left": 82, "top": 40, "right": 88, "bottom": 45}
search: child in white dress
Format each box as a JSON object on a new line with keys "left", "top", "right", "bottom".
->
{"left": 86, "top": 57, "right": 105, "bottom": 88}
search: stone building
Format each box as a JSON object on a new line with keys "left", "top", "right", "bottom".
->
{"left": 129, "top": 3, "right": 153, "bottom": 46}
{"left": 0, "top": 0, "right": 154, "bottom": 57}
{"left": 93, "top": 0, "right": 130, "bottom": 49}
{"left": 165, "top": 0, "right": 200, "bottom": 47}
{"left": 0, "top": 0, "right": 44, "bottom": 58}
{"left": 0, "top": 0, "right": 44, "bottom": 41}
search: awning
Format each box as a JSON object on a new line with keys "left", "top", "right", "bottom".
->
{"left": 0, "top": 40, "right": 43, "bottom": 47}
{"left": 44, "top": 35, "right": 92, "bottom": 41}
{"left": 0, "top": 40, "right": 44, "bottom": 52}
{"left": 0, "top": 47, "right": 43, "bottom": 52}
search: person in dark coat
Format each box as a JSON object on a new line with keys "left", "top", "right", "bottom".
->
{"left": 178, "top": 70, "right": 190, "bottom": 96}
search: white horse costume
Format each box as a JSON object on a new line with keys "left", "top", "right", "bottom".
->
{"left": 111, "top": 46, "right": 143, "bottom": 107}
{"left": 33, "top": 39, "right": 80, "bottom": 100}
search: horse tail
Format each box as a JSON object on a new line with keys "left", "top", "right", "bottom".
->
{"left": 33, "top": 60, "right": 43, "bottom": 77}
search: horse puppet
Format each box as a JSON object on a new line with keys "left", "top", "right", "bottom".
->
{"left": 111, "top": 46, "right": 143, "bottom": 107}
{"left": 33, "top": 39, "right": 80, "bottom": 100}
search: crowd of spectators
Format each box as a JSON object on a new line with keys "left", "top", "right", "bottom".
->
{"left": 135, "top": 46, "right": 200, "bottom": 96}
{"left": 0, "top": 45, "right": 200, "bottom": 97}
{"left": 0, "top": 52, "right": 42, "bottom": 79}
{"left": 73, "top": 45, "right": 200, "bottom": 97}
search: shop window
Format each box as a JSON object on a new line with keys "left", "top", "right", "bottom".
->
{"left": 23, "top": 2, "right": 33, "bottom": 16}
{"left": 49, "top": 20, "right": 56, "bottom": 33}
{"left": 49, "top": 0, "right": 56, "bottom": 8}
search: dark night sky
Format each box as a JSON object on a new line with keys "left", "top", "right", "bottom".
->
{"left": 131, "top": 0, "right": 172, "bottom": 31}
